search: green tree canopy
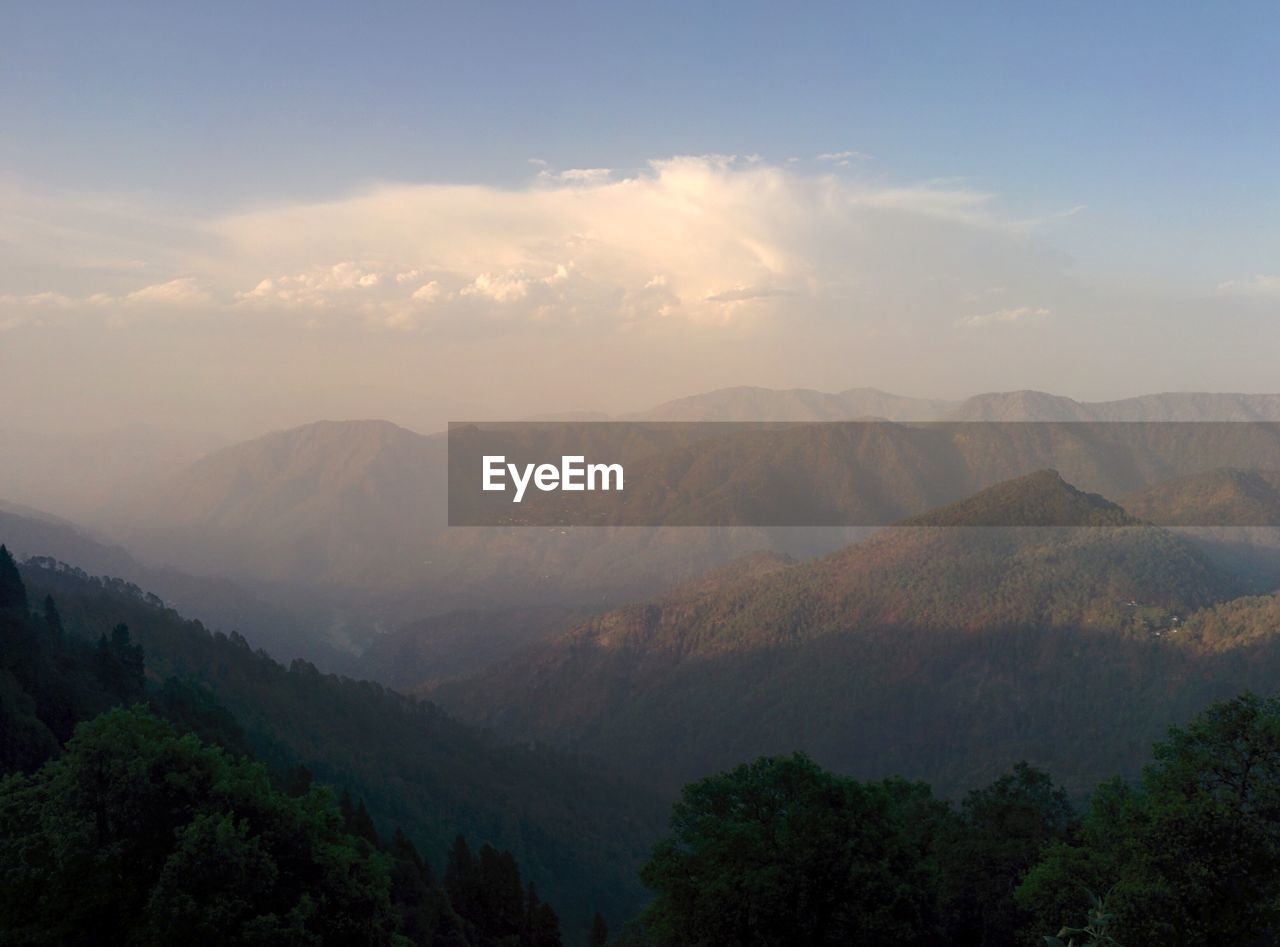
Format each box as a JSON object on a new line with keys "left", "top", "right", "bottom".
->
{"left": 0, "top": 545, "right": 26, "bottom": 610}
{"left": 0, "top": 705, "right": 398, "bottom": 945}
{"left": 638, "top": 752, "right": 943, "bottom": 946}
{"left": 1018, "top": 692, "right": 1280, "bottom": 946}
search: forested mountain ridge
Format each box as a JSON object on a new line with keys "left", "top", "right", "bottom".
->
{"left": 6, "top": 554, "right": 664, "bottom": 943}
{"left": 899, "top": 469, "right": 1140, "bottom": 526}
{"left": 1122, "top": 467, "right": 1280, "bottom": 525}
{"left": 0, "top": 506, "right": 348, "bottom": 669}
{"left": 0, "top": 546, "right": 577, "bottom": 945}
{"left": 433, "top": 473, "right": 1270, "bottom": 796}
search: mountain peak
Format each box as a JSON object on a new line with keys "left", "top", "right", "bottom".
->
{"left": 900, "top": 469, "right": 1140, "bottom": 526}
{"left": 946, "top": 390, "right": 1091, "bottom": 421}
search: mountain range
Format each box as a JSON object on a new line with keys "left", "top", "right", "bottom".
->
{"left": 431, "top": 470, "right": 1274, "bottom": 796}
{"left": 6, "top": 384, "right": 1280, "bottom": 673}
{"left": 628, "top": 386, "right": 1280, "bottom": 423}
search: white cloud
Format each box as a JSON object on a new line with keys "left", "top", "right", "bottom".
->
{"left": 0, "top": 278, "right": 210, "bottom": 324}
{"left": 0, "top": 291, "right": 83, "bottom": 309}
{"left": 705, "top": 285, "right": 795, "bottom": 303}
{"left": 124, "top": 277, "right": 211, "bottom": 306}
{"left": 538, "top": 167, "right": 612, "bottom": 186}
{"left": 955, "top": 306, "right": 1051, "bottom": 329}
{"left": 2, "top": 156, "right": 1082, "bottom": 337}
{"left": 461, "top": 272, "right": 531, "bottom": 303}
{"left": 236, "top": 262, "right": 388, "bottom": 308}
{"left": 817, "top": 150, "right": 872, "bottom": 165}
{"left": 1218, "top": 274, "right": 1280, "bottom": 296}
{"left": 411, "top": 280, "right": 441, "bottom": 302}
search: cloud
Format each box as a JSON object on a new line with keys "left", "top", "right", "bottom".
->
{"left": 1218, "top": 274, "right": 1280, "bottom": 296}
{"left": 0, "top": 291, "right": 84, "bottom": 309}
{"left": 3, "top": 156, "right": 1081, "bottom": 338}
{"left": 540, "top": 167, "right": 612, "bottom": 185}
{"left": 816, "top": 150, "right": 872, "bottom": 163}
{"left": 411, "top": 280, "right": 440, "bottom": 302}
{"left": 705, "top": 286, "right": 796, "bottom": 303}
{"left": 124, "top": 277, "right": 211, "bottom": 305}
{"left": 0, "top": 278, "right": 210, "bottom": 326}
{"left": 236, "top": 263, "right": 387, "bottom": 308}
{"left": 955, "top": 306, "right": 1051, "bottom": 329}
{"left": 461, "top": 272, "right": 531, "bottom": 303}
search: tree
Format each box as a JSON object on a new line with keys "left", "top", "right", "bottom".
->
{"left": 639, "top": 752, "right": 937, "bottom": 946}
{"left": 941, "top": 762, "right": 1075, "bottom": 946}
{"left": 1018, "top": 693, "right": 1280, "bottom": 946}
{"left": 0, "top": 545, "right": 25, "bottom": 610}
{"left": 339, "top": 789, "right": 380, "bottom": 845}
{"left": 0, "top": 706, "right": 399, "bottom": 944}
{"left": 42, "top": 594, "right": 63, "bottom": 640}
{"left": 525, "top": 882, "right": 563, "bottom": 947}
{"left": 445, "top": 833, "right": 477, "bottom": 923}
{"left": 475, "top": 843, "right": 525, "bottom": 940}
{"left": 94, "top": 623, "right": 145, "bottom": 701}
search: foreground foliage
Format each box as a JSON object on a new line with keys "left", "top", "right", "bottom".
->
{"left": 628, "top": 693, "right": 1280, "bottom": 946}
{"left": 0, "top": 547, "right": 563, "bottom": 945}
{"left": 8, "top": 551, "right": 657, "bottom": 941}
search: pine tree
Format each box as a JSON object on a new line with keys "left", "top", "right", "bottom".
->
{"left": 476, "top": 844, "right": 524, "bottom": 938}
{"left": 94, "top": 623, "right": 145, "bottom": 701}
{"left": 0, "top": 545, "right": 26, "bottom": 610}
{"left": 42, "top": 594, "right": 63, "bottom": 641}
{"left": 444, "top": 834, "right": 476, "bottom": 921}
{"left": 282, "top": 763, "right": 314, "bottom": 797}
{"left": 525, "top": 882, "right": 564, "bottom": 946}
{"left": 110, "top": 623, "right": 145, "bottom": 692}
{"left": 351, "top": 799, "right": 379, "bottom": 845}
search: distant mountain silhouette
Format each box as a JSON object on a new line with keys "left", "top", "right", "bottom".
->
{"left": 632, "top": 386, "right": 956, "bottom": 422}
{"left": 67, "top": 387, "right": 1280, "bottom": 665}
{"left": 0, "top": 504, "right": 341, "bottom": 667}
{"left": 947, "top": 390, "right": 1280, "bottom": 422}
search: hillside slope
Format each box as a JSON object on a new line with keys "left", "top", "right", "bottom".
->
{"left": 434, "top": 474, "right": 1251, "bottom": 796}
{"left": 19, "top": 560, "right": 666, "bottom": 936}
{"left": 0, "top": 506, "right": 344, "bottom": 667}
{"left": 1122, "top": 468, "right": 1280, "bottom": 525}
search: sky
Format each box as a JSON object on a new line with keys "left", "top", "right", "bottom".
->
{"left": 2, "top": 1, "right": 1279, "bottom": 438}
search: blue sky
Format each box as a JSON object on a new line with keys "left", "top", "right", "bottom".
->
{"left": 2, "top": 2, "right": 1279, "bottom": 433}
{"left": 6, "top": 1, "right": 1278, "bottom": 272}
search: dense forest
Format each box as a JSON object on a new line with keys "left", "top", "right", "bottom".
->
{"left": 0, "top": 547, "right": 645, "bottom": 944}
{"left": 618, "top": 692, "right": 1280, "bottom": 946}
